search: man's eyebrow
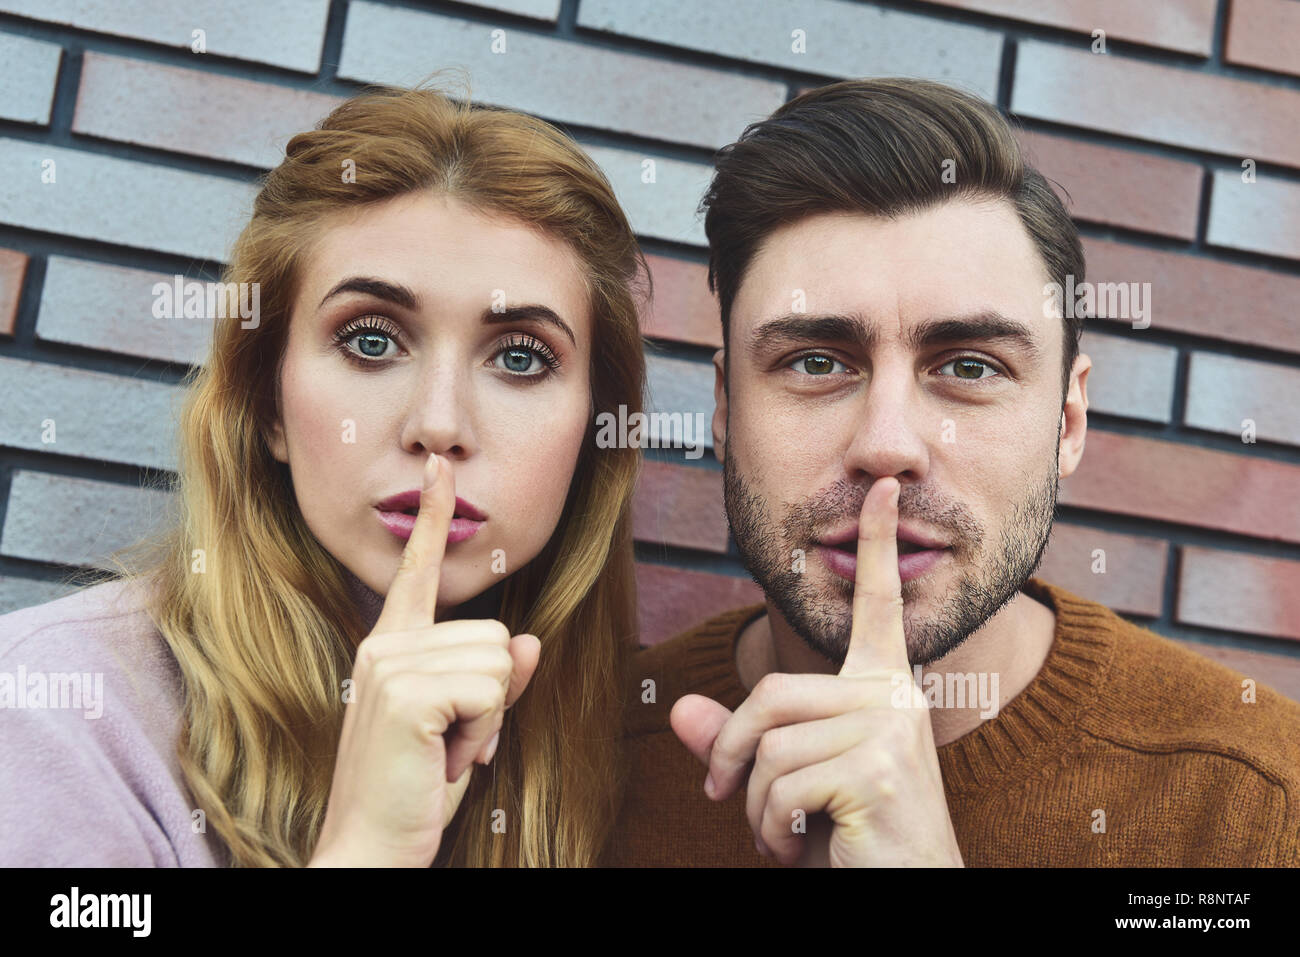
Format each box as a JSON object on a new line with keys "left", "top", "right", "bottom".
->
{"left": 748, "top": 311, "right": 1042, "bottom": 362}
{"left": 481, "top": 305, "right": 577, "bottom": 347}
{"left": 319, "top": 276, "right": 420, "bottom": 311}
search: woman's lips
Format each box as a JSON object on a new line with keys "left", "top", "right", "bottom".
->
{"left": 375, "top": 509, "right": 483, "bottom": 543}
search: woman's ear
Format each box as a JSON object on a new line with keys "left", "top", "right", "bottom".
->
{"left": 264, "top": 418, "right": 289, "bottom": 464}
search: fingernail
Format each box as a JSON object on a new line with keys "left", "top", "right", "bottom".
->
{"left": 482, "top": 731, "right": 500, "bottom": 764}
{"left": 891, "top": 481, "right": 900, "bottom": 508}
{"left": 704, "top": 773, "right": 715, "bottom": 798}
{"left": 424, "top": 453, "right": 440, "bottom": 490}
{"left": 755, "top": 837, "right": 767, "bottom": 856}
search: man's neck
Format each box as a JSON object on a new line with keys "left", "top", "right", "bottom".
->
{"left": 734, "top": 586, "right": 1058, "bottom": 747}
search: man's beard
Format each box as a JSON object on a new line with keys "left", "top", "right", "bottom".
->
{"left": 723, "top": 449, "right": 1059, "bottom": 668}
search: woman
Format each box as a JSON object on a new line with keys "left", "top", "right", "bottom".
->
{"left": 0, "top": 83, "right": 648, "bottom": 867}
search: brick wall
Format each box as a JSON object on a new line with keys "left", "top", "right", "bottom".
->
{"left": 0, "top": 0, "right": 1297, "bottom": 700}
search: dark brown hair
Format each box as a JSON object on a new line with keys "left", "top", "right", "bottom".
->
{"left": 701, "top": 77, "right": 1084, "bottom": 402}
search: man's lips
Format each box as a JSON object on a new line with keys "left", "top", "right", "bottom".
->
{"left": 818, "top": 521, "right": 949, "bottom": 552}
{"left": 816, "top": 522, "right": 951, "bottom": 585}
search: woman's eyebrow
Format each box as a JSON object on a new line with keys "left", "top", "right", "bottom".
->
{"left": 318, "top": 276, "right": 420, "bottom": 311}
{"left": 481, "top": 305, "right": 577, "bottom": 347}
{"left": 317, "top": 280, "right": 577, "bottom": 346}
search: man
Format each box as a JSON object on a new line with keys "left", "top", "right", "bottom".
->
{"left": 603, "top": 78, "right": 1300, "bottom": 867}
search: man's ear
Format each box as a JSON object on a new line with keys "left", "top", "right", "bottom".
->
{"left": 1058, "top": 352, "right": 1091, "bottom": 480}
{"left": 711, "top": 348, "right": 727, "bottom": 464}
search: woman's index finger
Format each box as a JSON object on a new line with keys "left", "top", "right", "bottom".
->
{"left": 375, "top": 453, "right": 456, "bottom": 632}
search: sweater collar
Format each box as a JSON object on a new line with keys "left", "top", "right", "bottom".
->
{"left": 688, "top": 577, "right": 1119, "bottom": 793}
{"left": 341, "top": 566, "right": 386, "bottom": 634}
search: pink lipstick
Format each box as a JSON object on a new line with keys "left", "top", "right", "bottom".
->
{"left": 375, "top": 490, "right": 486, "bottom": 543}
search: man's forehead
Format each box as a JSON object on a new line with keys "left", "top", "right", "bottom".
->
{"left": 731, "top": 200, "right": 1058, "bottom": 353}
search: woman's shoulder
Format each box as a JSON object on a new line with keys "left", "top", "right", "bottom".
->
{"left": 0, "top": 574, "right": 157, "bottom": 650}
{"left": 0, "top": 575, "right": 225, "bottom": 865}
{"left": 0, "top": 576, "right": 166, "bottom": 673}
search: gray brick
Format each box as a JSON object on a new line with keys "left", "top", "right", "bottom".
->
{"left": 456, "top": 0, "right": 561, "bottom": 20}
{"left": 578, "top": 0, "right": 1003, "bottom": 102}
{"left": 1, "top": 470, "right": 172, "bottom": 570}
{"left": 0, "top": 356, "right": 183, "bottom": 470}
{"left": 1185, "top": 352, "right": 1300, "bottom": 447}
{"left": 339, "top": 1, "right": 787, "bottom": 150}
{"left": 0, "top": 138, "right": 254, "bottom": 262}
{"left": 1207, "top": 170, "right": 1300, "bottom": 262}
{"left": 0, "top": 30, "right": 62, "bottom": 125}
{"left": 37, "top": 257, "right": 212, "bottom": 367}
{"left": 578, "top": 143, "right": 712, "bottom": 246}
{"left": 0, "top": 575, "right": 79, "bottom": 615}
{"left": 646, "top": 353, "right": 715, "bottom": 451}
{"left": 0, "top": 0, "right": 329, "bottom": 74}
{"left": 73, "top": 52, "right": 341, "bottom": 170}
{"left": 1077, "top": 331, "right": 1177, "bottom": 424}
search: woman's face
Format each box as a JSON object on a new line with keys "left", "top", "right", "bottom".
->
{"left": 266, "top": 191, "right": 593, "bottom": 615}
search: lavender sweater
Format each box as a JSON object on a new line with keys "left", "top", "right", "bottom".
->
{"left": 0, "top": 571, "right": 387, "bottom": 867}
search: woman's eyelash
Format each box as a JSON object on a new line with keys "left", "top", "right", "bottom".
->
{"left": 497, "top": 333, "right": 560, "bottom": 372}
{"left": 332, "top": 315, "right": 401, "bottom": 362}
{"left": 331, "top": 318, "right": 562, "bottom": 376}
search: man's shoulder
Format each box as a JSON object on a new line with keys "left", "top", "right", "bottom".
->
{"left": 1041, "top": 582, "right": 1300, "bottom": 855}
{"left": 623, "top": 603, "right": 765, "bottom": 737}
{"left": 1086, "top": 606, "right": 1300, "bottom": 768}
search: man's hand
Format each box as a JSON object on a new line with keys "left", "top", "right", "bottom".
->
{"left": 670, "top": 476, "right": 964, "bottom": 867}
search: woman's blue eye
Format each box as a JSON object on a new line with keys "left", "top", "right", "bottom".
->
{"left": 790, "top": 354, "right": 848, "bottom": 375}
{"left": 498, "top": 346, "right": 540, "bottom": 374}
{"left": 493, "top": 335, "right": 560, "bottom": 378}
{"left": 354, "top": 333, "right": 393, "bottom": 358}
{"left": 938, "top": 357, "right": 999, "bottom": 380}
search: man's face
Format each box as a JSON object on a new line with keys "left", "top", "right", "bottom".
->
{"left": 716, "top": 197, "right": 1080, "bottom": 667}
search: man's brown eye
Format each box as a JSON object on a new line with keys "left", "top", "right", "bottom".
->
{"left": 941, "top": 357, "right": 999, "bottom": 380}
{"left": 791, "top": 354, "right": 845, "bottom": 375}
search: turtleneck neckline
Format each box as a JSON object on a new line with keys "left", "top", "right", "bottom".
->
{"left": 341, "top": 566, "right": 386, "bottom": 634}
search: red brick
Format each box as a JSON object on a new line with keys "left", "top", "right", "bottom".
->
{"left": 1060, "top": 430, "right": 1300, "bottom": 545}
{"left": 633, "top": 460, "right": 728, "bottom": 554}
{"left": 635, "top": 562, "right": 762, "bottom": 646}
{"left": 1174, "top": 639, "right": 1300, "bottom": 704}
{"left": 1036, "top": 522, "right": 1168, "bottom": 617}
{"left": 1084, "top": 238, "right": 1300, "bottom": 356}
{"left": 0, "top": 248, "right": 28, "bottom": 338}
{"left": 1018, "top": 129, "right": 1201, "bottom": 240}
{"left": 920, "top": 0, "right": 1216, "bottom": 57}
{"left": 1177, "top": 545, "right": 1300, "bottom": 642}
{"left": 1225, "top": 0, "right": 1300, "bottom": 80}
{"left": 641, "top": 254, "right": 720, "bottom": 348}
{"left": 1013, "top": 40, "right": 1300, "bottom": 168}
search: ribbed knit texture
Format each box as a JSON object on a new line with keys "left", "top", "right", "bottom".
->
{"left": 602, "top": 578, "right": 1300, "bottom": 866}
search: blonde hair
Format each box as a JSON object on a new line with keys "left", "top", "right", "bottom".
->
{"left": 81, "top": 80, "right": 648, "bottom": 866}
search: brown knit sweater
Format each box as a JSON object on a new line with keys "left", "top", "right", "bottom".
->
{"left": 602, "top": 577, "right": 1300, "bottom": 866}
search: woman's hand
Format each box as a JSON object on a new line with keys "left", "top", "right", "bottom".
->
{"left": 308, "top": 453, "right": 541, "bottom": 867}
